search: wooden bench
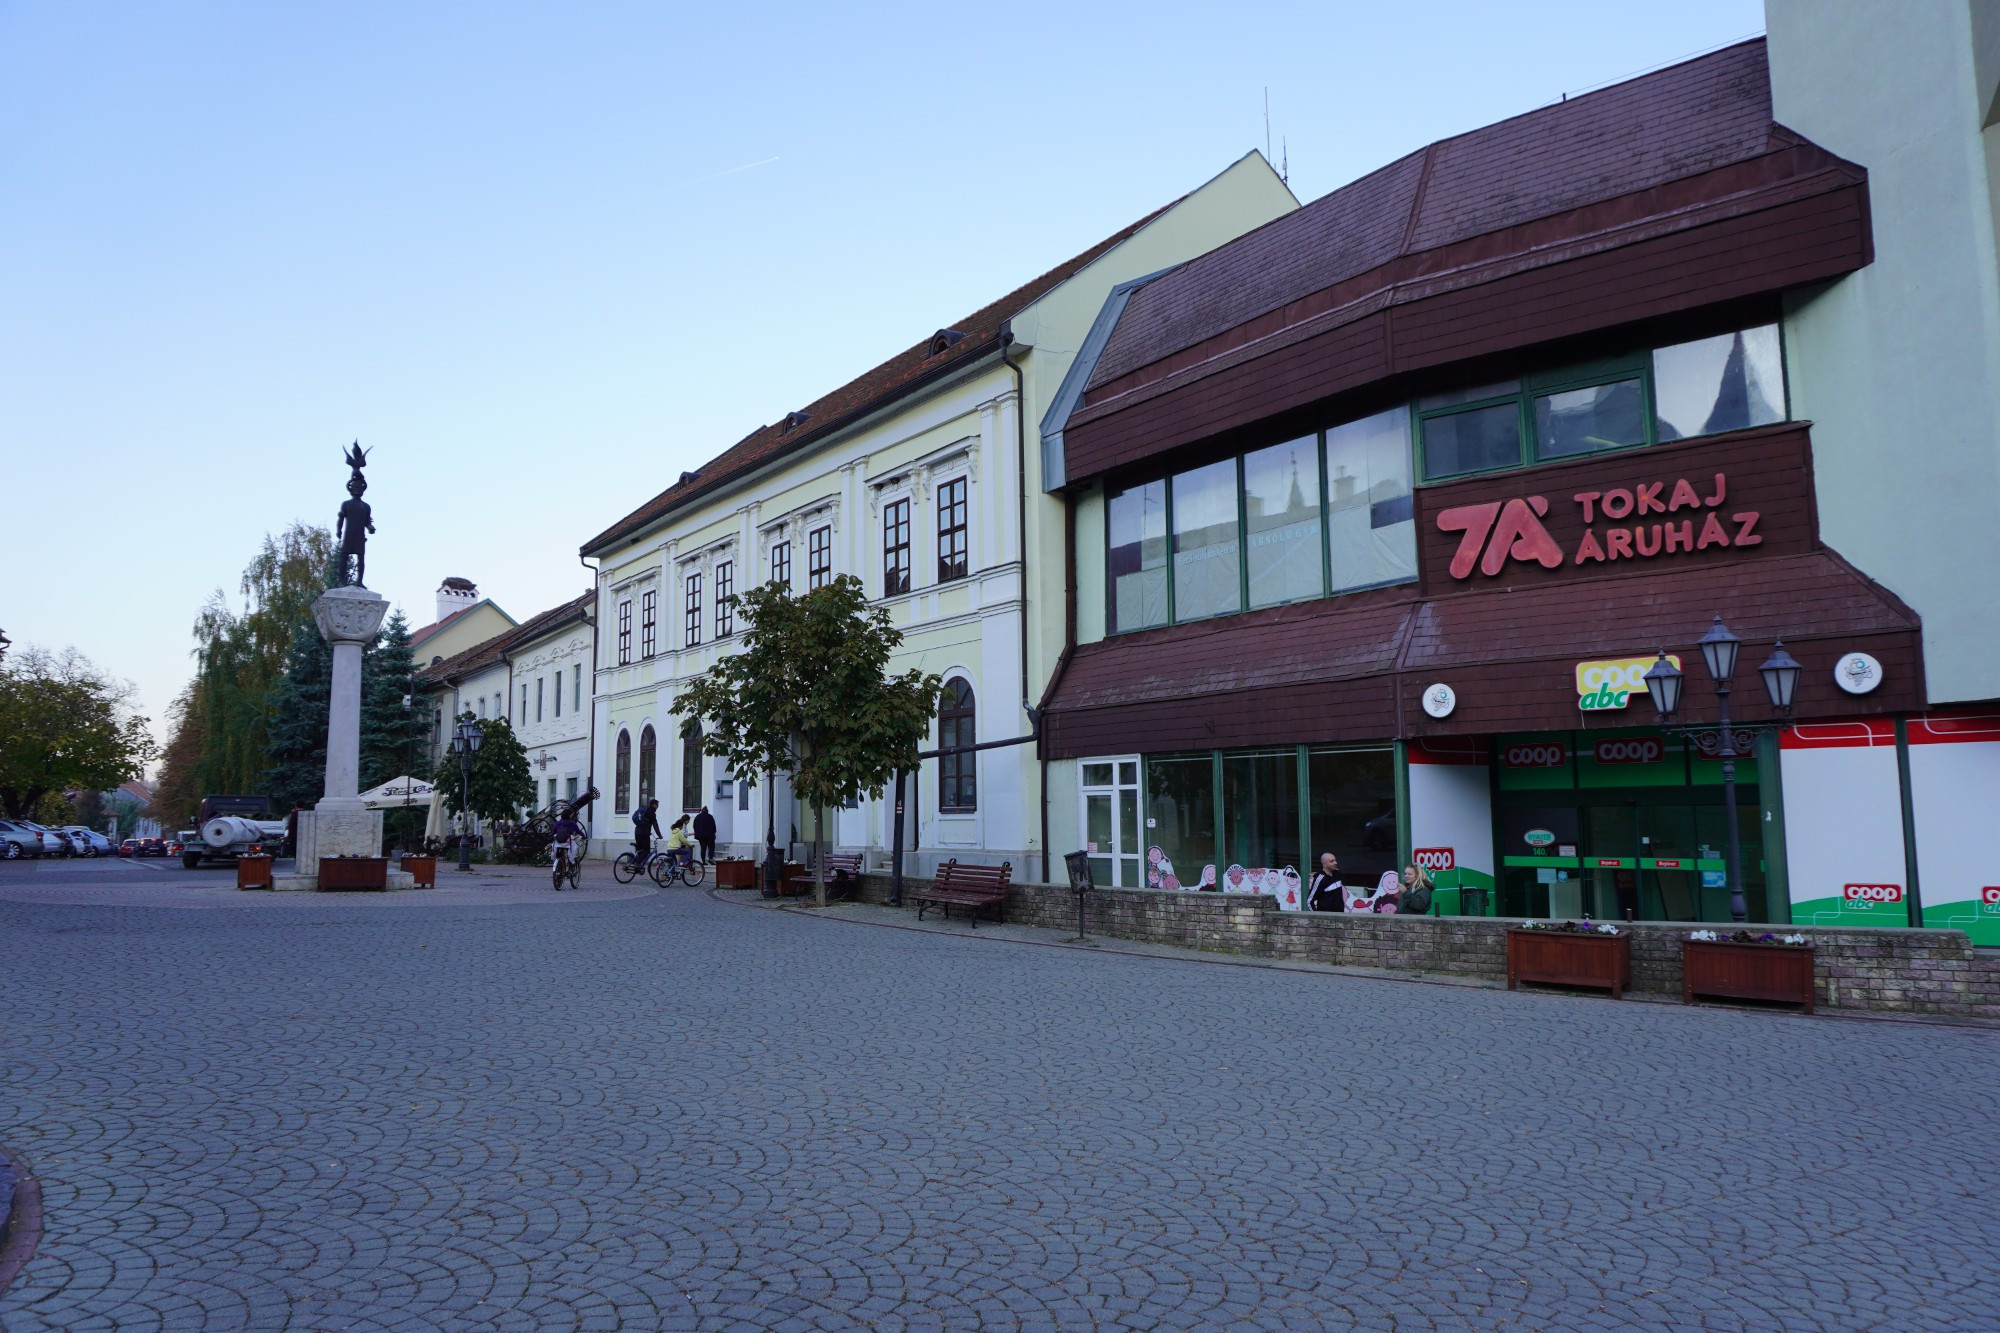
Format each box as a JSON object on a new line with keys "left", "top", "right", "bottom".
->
{"left": 785, "top": 852, "right": 865, "bottom": 901}
{"left": 911, "top": 858, "right": 1012, "bottom": 927}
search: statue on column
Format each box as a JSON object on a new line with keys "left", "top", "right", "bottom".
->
{"left": 337, "top": 442, "right": 376, "bottom": 587}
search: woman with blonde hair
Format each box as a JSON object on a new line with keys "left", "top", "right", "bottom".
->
{"left": 1399, "top": 863, "right": 1436, "bottom": 916}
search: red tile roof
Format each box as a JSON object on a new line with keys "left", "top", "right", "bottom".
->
{"left": 578, "top": 197, "right": 1186, "bottom": 556}
{"left": 415, "top": 592, "right": 593, "bottom": 688}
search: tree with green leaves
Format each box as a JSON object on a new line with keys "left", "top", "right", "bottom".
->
{"left": 430, "top": 713, "right": 534, "bottom": 828}
{"left": 673, "top": 574, "right": 941, "bottom": 907}
{"left": 0, "top": 645, "right": 156, "bottom": 821}
{"left": 261, "top": 613, "right": 333, "bottom": 813}
{"left": 361, "top": 611, "right": 429, "bottom": 849}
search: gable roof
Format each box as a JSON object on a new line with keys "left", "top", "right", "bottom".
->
{"left": 415, "top": 591, "right": 593, "bottom": 689}
{"left": 578, "top": 196, "right": 1187, "bottom": 556}
{"left": 409, "top": 597, "right": 515, "bottom": 650}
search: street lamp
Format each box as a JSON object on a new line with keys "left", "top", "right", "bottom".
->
{"left": 0, "top": 626, "right": 11, "bottom": 662}
{"left": 450, "top": 716, "right": 484, "bottom": 873}
{"left": 1642, "top": 617, "right": 1803, "bottom": 924}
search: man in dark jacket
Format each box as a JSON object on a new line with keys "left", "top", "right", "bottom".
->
{"left": 633, "top": 798, "right": 661, "bottom": 861}
{"left": 1306, "top": 852, "right": 1344, "bottom": 913}
{"left": 692, "top": 806, "right": 717, "bottom": 864}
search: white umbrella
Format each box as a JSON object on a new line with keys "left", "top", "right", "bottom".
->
{"left": 423, "top": 788, "right": 448, "bottom": 842}
{"left": 358, "top": 776, "right": 438, "bottom": 810}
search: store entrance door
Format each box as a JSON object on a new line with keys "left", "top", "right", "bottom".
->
{"left": 1080, "top": 757, "right": 1142, "bottom": 888}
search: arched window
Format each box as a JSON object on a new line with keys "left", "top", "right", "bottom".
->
{"left": 638, "top": 725, "right": 657, "bottom": 807}
{"left": 939, "top": 677, "right": 976, "bottom": 812}
{"left": 681, "top": 721, "right": 705, "bottom": 813}
{"left": 614, "top": 730, "right": 632, "bottom": 813}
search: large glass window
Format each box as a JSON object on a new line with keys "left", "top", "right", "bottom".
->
{"left": 1222, "top": 750, "right": 1301, "bottom": 876}
{"left": 1534, "top": 378, "right": 1646, "bottom": 460}
{"left": 1170, "top": 460, "right": 1241, "bottom": 621}
{"left": 1652, "top": 326, "right": 1784, "bottom": 441}
{"left": 614, "top": 730, "right": 631, "bottom": 813}
{"left": 638, "top": 725, "right": 656, "bottom": 806}
{"left": 1419, "top": 394, "right": 1522, "bottom": 478}
{"left": 1145, "top": 754, "right": 1216, "bottom": 889}
{"left": 681, "top": 726, "right": 703, "bottom": 812}
{"left": 1107, "top": 480, "right": 1168, "bottom": 633}
{"left": 1307, "top": 746, "right": 1396, "bottom": 886}
{"left": 1243, "top": 437, "right": 1322, "bottom": 609}
{"left": 938, "top": 677, "right": 976, "bottom": 812}
{"left": 1325, "top": 407, "right": 1416, "bottom": 593}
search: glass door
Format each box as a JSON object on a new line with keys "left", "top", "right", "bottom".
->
{"left": 1079, "top": 758, "right": 1142, "bottom": 888}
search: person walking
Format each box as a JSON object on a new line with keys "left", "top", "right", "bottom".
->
{"left": 633, "top": 798, "right": 661, "bottom": 863}
{"left": 692, "top": 805, "right": 717, "bottom": 865}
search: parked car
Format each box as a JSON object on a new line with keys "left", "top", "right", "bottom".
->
{"left": 136, "top": 837, "right": 167, "bottom": 858}
{"left": 63, "top": 827, "right": 113, "bottom": 856}
{"left": 24, "top": 824, "right": 74, "bottom": 856}
{"left": 118, "top": 838, "right": 139, "bottom": 857}
{"left": 0, "top": 819, "right": 49, "bottom": 859}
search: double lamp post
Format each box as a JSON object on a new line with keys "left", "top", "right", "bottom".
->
{"left": 450, "top": 716, "right": 484, "bottom": 873}
{"left": 1640, "top": 615, "right": 1802, "bottom": 923}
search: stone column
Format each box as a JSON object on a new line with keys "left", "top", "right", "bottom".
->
{"left": 304, "top": 585, "right": 390, "bottom": 862}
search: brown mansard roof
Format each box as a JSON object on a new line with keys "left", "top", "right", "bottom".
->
{"left": 578, "top": 199, "right": 1184, "bottom": 556}
{"left": 1063, "top": 40, "right": 1869, "bottom": 478}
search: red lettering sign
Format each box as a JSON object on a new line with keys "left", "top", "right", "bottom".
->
{"left": 1436, "top": 469, "right": 1764, "bottom": 580}
{"left": 1414, "top": 847, "right": 1455, "bottom": 872}
{"left": 1502, "top": 742, "right": 1568, "bottom": 768}
{"left": 1593, "top": 738, "right": 1663, "bottom": 765}
{"left": 1843, "top": 884, "right": 1905, "bottom": 903}
{"left": 1652, "top": 858, "right": 1685, "bottom": 869}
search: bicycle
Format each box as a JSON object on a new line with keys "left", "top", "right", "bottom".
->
{"left": 649, "top": 847, "right": 705, "bottom": 887}
{"left": 612, "top": 846, "right": 653, "bottom": 884}
{"left": 550, "top": 835, "right": 583, "bottom": 891}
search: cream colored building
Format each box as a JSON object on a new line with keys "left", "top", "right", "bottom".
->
{"left": 579, "top": 154, "right": 1298, "bottom": 873}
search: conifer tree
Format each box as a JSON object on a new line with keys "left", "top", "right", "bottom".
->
{"left": 261, "top": 614, "right": 333, "bottom": 813}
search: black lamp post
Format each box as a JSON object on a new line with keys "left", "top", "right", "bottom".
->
{"left": 450, "top": 716, "right": 484, "bottom": 873}
{"left": 1642, "top": 618, "right": 1803, "bottom": 924}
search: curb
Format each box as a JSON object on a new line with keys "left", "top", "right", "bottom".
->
{"left": 0, "top": 1141, "right": 44, "bottom": 1297}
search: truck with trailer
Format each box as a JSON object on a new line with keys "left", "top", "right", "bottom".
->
{"left": 183, "top": 795, "right": 287, "bottom": 869}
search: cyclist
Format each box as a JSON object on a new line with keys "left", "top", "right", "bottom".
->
{"left": 633, "top": 797, "right": 661, "bottom": 864}
{"left": 550, "top": 804, "right": 584, "bottom": 889}
{"left": 663, "top": 815, "right": 694, "bottom": 876}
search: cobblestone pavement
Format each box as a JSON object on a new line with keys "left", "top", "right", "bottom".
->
{"left": 3, "top": 858, "right": 1997, "bottom": 1331}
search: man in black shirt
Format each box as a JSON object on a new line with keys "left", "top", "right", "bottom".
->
{"left": 692, "top": 806, "right": 718, "bottom": 864}
{"left": 633, "top": 798, "right": 662, "bottom": 862}
{"left": 1307, "top": 851, "right": 1344, "bottom": 913}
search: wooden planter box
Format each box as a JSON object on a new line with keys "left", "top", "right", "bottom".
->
{"left": 236, "top": 855, "right": 273, "bottom": 890}
{"left": 319, "top": 857, "right": 388, "bottom": 891}
{"left": 1506, "top": 928, "right": 1632, "bottom": 999}
{"left": 714, "top": 859, "right": 756, "bottom": 889}
{"left": 399, "top": 855, "right": 438, "bottom": 889}
{"left": 1683, "top": 940, "right": 1817, "bottom": 1013}
{"left": 765, "top": 862, "right": 807, "bottom": 898}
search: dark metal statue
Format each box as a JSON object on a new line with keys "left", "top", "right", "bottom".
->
{"left": 336, "top": 442, "right": 376, "bottom": 587}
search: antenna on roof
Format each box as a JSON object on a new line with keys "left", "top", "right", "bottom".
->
{"left": 1281, "top": 135, "right": 1289, "bottom": 185}
{"left": 1264, "top": 87, "right": 1271, "bottom": 163}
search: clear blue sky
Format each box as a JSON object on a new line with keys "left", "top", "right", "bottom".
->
{"left": 0, "top": 0, "right": 1766, "bottom": 736}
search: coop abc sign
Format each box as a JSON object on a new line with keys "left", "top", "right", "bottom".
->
{"left": 1574, "top": 655, "right": 1680, "bottom": 712}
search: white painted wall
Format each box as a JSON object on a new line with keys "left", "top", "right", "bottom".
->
{"left": 1769, "top": 0, "right": 2000, "bottom": 704}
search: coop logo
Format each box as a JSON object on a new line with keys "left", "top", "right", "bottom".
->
{"left": 1843, "top": 883, "right": 1905, "bottom": 905}
{"left": 1593, "top": 738, "right": 1664, "bottom": 765}
{"left": 1981, "top": 886, "right": 2000, "bottom": 910}
{"left": 1502, "top": 741, "right": 1568, "bottom": 768}
{"left": 1435, "top": 471, "right": 1761, "bottom": 580}
{"left": 1575, "top": 657, "right": 1679, "bottom": 713}
{"left": 1413, "top": 848, "right": 1456, "bottom": 872}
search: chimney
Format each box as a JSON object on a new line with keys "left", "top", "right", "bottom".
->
{"left": 436, "top": 577, "right": 478, "bottom": 623}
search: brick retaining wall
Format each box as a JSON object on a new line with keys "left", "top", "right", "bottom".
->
{"left": 856, "top": 873, "right": 2000, "bottom": 1020}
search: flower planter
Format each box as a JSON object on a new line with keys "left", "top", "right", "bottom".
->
{"left": 236, "top": 855, "right": 273, "bottom": 890}
{"left": 714, "top": 859, "right": 756, "bottom": 889}
{"left": 1506, "top": 928, "right": 1631, "bottom": 999}
{"left": 399, "top": 855, "right": 438, "bottom": 889}
{"left": 318, "top": 857, "right": 388, "bottom": 891}
{"left": 1683, "top": 940, "right": 1817, "bottom": 1013}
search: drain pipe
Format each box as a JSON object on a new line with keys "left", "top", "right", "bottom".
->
{"left": 1000, "top": 327, "right": 1033, "bottom": 732}
{"left": 1037, "top": 488, "right": 1079, "bottom": 883}
{"left": 578, "top": 551, "right": 600, "bottom": 847}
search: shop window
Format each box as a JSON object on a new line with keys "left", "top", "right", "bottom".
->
{"left": 638, "top": 725, "right": 656, "bottom": 806}
{"left": 1170, "top": 459, "right": 1240, "bottom": 621}
{"left": 1325, "top": 407, "right": 1416, "bottom": 593}
{"left": 1243, "top": 436, "right": 1322, "bottom": 609}
{"left": 1223, "top": 750, "right": 1301, "bottom": 875}
{"left": 807, "top": 526, "right": 832, "bottom": 589}
{"left": 1652, "top": 325, "right": 1784, "bottom": 441}
{"left": 1418, "top": 387, "right": 1523, "bottom": 479}
{"left": 883, "top": 499, "right": 911, "bottom": 596}
{"left": 1145, "top": 753, "right": 1216, "bottom": 888}
{"left": 1534, "top": 378, "right": 1647, "bottom": 460}
{"left": 938, "top": 677, "right": 976, "bottom": 812}
{"left": 1306, "top": 746, "right": 1396, "bottom": 886}
{"left": 1107, "top": 479, "right": 1168, "bottom": 632}
{"left": 937, "top": 477, "right": 968, "bottom": 583}
{"left": 614, "top": 729, "right": 631, "bottom": 813}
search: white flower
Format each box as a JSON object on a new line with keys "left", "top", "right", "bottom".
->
{"left": 1690, "top": 929, "right": 1718, "bottom": 942}
{"left": 1595, "top": 923, "right": 1619, "bottom": 935}
{"left": 1781, "top": 933, "right": 1807, "bottom": 945}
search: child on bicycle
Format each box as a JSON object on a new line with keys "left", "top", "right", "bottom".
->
{"left": 664, "top": 815, "right": 693, "bottom": 874}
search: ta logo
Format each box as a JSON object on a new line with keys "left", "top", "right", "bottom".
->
{"left": 1436, "top": 497, "right": 1564, "bottom": 579}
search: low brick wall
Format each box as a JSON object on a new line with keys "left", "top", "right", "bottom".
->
{"left": 856, "top": 873, "right": 2000, "bottom": 1020}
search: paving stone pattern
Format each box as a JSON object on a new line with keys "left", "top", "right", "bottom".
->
{"left": 2, "top": 859, "right": 1998, "bottom": 1330}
